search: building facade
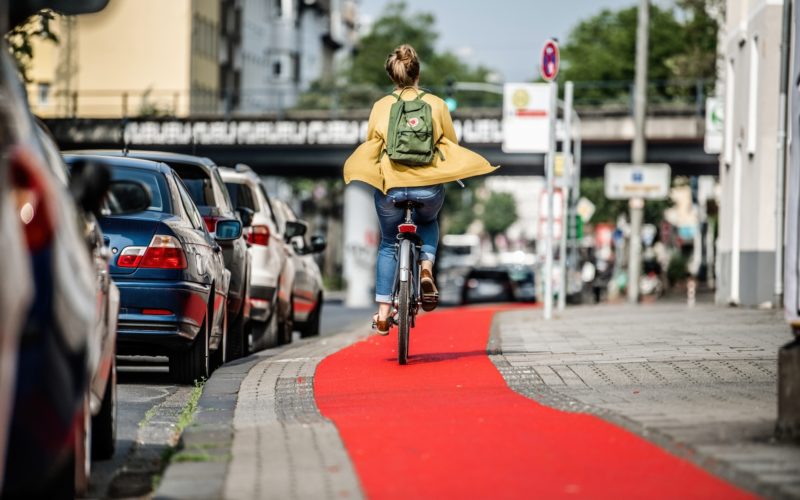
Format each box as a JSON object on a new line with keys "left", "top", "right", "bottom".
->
{"left": 28, "top": 0, "right": 358, "bottom": 117}
{"left": 29, "top": 0, "right": 222, "bottom": 117}
{"left": 717, "top": 0, "right": 785, "bottom": 306}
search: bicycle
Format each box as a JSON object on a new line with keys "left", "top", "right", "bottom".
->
{"left": 390, "top": 200, "right": 424, "bottom": 365}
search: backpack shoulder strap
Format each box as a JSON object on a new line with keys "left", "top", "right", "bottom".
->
{"left": 416, "top": 91, "right": 427, "bottom": 99}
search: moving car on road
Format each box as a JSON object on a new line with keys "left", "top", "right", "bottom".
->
{"left": 64, "top": 154, "right": 236, "bottom": 384}
{"left": 271, "top": 199, "right": 327, "bottom": 338}
{"left": 461, "top": 267, "right": 516, "bottom": 304}
{"left": 220, "top": 165, "right": 295, "bottom": 347}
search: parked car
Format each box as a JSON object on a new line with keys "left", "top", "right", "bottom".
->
{"left": 63, "top": 154, "right": 235, "bottom": 384}
{"left": 0, "top": 16, "right": 143, "bottom": 495}
{"left": 70, "top": 150, "right": 252, "bottom": 360}
{"left": 271, "top": 199, "right": 327, "bottom": 337}
{"left": 461, "top": 267, "right": 516, "bottom": 304}
{"left": 219, "top": 165, "right": 295, "bottom": 347}
{"left": 39, "top": 125, "right": 123, "bottom": 465}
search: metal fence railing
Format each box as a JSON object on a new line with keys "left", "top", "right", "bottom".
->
{"left": 28, "top": 79, "right": 714, "bottom": 119}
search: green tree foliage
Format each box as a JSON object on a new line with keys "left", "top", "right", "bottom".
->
{"left": 482, "top": 192, "right": 517, "bottom": 246}
{"left": 6, "top": 10, "right": 59, "bottom": 83}
{"left": 440, "top": 179, "right": 482, "bottom": 235}
{"left": 559, "top": 1, "right": 719, "bottom": 103}
{"left": 296, "top": 1, "right": 498, "bottom": 109}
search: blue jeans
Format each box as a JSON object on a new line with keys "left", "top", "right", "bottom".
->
{"left": 374, "top": 185, "right": 445, "bottom": 303}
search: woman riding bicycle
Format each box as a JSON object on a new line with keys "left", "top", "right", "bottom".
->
{"left": 343, "top": 44, "right": 495, "bottom": 335}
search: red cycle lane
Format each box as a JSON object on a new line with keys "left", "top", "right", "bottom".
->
{"left": 314, "top": 306, "right": 754, "bottom": 499}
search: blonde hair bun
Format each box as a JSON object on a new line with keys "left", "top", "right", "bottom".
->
{"left": 385, "top": 44, "right": 420, "bottom": 88}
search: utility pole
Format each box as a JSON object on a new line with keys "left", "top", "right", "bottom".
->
{"left": 628, "top": 0, "right": 649, "bottom": 304}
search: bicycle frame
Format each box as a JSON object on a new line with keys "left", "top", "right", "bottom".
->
{"left": 391, "top": 204, "right": 423, "bottom": 363}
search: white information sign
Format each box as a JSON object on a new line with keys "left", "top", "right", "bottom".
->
{"left": 502, "top": 83, "right": 552, "bottom": 153}
{"left": 704, "top": 96, "right": 723, "bottom": 154}
{"left": 604, "top": 163, "right": 671, "bottom": 200}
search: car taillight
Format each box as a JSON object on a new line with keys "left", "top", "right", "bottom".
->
{"left": 118, "top": 235, "right": 187, "bottom": 269}
{"left": 10, "top": 147, "right": 56, "bottom": 251}
{"left": 203, "top": 216, "right": 219, "bottom": 232}
{"left": 117, "top": 246, "right": 145, "bottom": 267}
{"left": 247, "top": 224, "right": 270, "bottom": 246}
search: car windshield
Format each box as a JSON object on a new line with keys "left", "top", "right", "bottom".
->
{"left": 442, "top": 245, "right": 475, "bottom": 256}
{"left": 167, "top": 162, "right": 215, "bottom": 207}
{"left": 110, "top": 166, "right": 166, "bottom": 212}
{"left": 506, "top": 268, "right": 534, "bottom": 282}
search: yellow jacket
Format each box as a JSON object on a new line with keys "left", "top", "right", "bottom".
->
{"left": 343, "top": 91, "right": 497, "bottom": 193}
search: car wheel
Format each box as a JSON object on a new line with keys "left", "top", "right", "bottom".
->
{"left": 227, "top": 305, "right": 247, "bottom": 360}
{"left": 210, "top": 301, "right": 228, "bottom": 371}
{"left": 278, "top": 296, "right": 294, "bottom": 345}
{"left": 299, "top": 297, "right": 322, "bottom": 338}
{"left": 74, "top": 393, "right": 92, "bottom": 496}
{"left": 91, "top": 358, "right": 117, "bottom": 460}
{"left": 170, "top": 312, "right": 209, "bottom": 384}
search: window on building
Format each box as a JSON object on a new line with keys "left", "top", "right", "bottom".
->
{"left": 38, "top": 82, "right": 50, "bottom": 106}
{"left": 275, "top": 0, "right": 283, "bottom": 18}
{"left": 273, "top": 60, "right": 282, "bottom": 77}
{"left": 747, "top": 35, "right": 759, "bottom": 156}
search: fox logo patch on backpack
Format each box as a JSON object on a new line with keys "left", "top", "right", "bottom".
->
{"left": 385, "top": 88, "right": 438, "bottom": 166}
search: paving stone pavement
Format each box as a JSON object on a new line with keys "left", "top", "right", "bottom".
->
{"left": 223, "top": 331, "right": 366, "bottom": 500}
{"left": 489, "top": 303, "right": 800, "bottom": 499}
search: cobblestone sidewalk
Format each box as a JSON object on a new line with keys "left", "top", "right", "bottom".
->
{"left": 489, "top": 303, "right": 800, "bottom": 498}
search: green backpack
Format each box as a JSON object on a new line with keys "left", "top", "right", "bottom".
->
{"left": 384, "top": 88, "right": 439, "bottom": 166}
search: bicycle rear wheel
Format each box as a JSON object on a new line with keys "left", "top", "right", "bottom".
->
{"left": 398, "top": 279, "right": 410, "bottom": 365}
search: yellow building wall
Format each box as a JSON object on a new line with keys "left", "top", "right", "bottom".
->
{"left": 29, "top": 0, "right": 198, "bottom": 117}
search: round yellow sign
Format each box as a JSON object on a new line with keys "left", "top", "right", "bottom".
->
{"left": 512, "top": 89, "right": 529, "bottom": 109}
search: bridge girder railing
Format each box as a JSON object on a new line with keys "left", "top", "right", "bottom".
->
{"left": 29, "top": 79, "right": 713, "bottom": 120}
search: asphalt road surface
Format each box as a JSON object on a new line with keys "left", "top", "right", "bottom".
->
{"left": 86, "top": 299, "right": 371, "bottom": 499}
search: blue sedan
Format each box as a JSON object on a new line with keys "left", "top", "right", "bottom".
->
{"left": 63, "top": 154, "right": 239, "bottom": 383}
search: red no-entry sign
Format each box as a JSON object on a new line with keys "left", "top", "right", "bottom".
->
{"left": 540, "top": 39, "right": 559, "bottom": 82}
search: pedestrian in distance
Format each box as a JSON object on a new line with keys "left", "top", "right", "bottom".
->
{"left": 343, "top": 44, "right": 496, "bottom": 335}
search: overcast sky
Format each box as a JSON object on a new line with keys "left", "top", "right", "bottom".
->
{"left": 358, "top": 0, "right": 662, "bottom": 82}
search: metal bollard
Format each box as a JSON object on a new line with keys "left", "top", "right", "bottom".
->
{"left": 687, "top": 278, "right": 696, "bottom": 308}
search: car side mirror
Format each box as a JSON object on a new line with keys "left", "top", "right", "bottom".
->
{"left": 237, "top": 207, "right": 254, "bottom": 227}
{"left": 309, "top": 235, "right": 327, "bottom": 254}
{"left": 69, "top": 159, "right": 111, "bottom": 216}
{"left": 215, "top": 219, "right": 242, "bottom": 241}
{"left": 106, "top": 180, "right": 151, "bottom": 215}
{"left": 284, "top": 220, "right": 307, "bottom": 242}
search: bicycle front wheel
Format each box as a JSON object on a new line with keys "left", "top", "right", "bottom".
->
{"left": 398, "top": 279, "right": 410, "bottom": 365}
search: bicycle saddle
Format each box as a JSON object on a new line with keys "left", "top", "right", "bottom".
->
{"left": 394, "top": 200, "right": 424, "bottom": 209}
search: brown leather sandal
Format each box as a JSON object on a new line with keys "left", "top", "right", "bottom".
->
{"left": 372, "top": 313, "right": 391, "bottom": 335}
{"left": 420, "top": 269, "right": 439, "bottom": 312}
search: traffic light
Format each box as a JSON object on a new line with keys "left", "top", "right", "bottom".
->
{"left": 445, "top": 77, "right": 457, "bottom": 112}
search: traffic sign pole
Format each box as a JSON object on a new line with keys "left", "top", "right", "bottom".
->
{"left": 540, "top": 38, "right": 559, "bottom": 320}
{"left": 544, "top": 81, "right": 557, "bottom": 320}
{"left": 541, "top": 39, "right": 559, "bottom": 320}
{"left": 557, "top": 82, "right": 573, "bottom": 312}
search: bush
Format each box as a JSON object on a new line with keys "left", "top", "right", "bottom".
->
{"left": 666, "top": 252, "right": 689, "bottom": 286}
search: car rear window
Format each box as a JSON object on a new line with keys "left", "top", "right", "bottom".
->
{"left": 225, "top": 182, "right": 259, "bottom": 212}
{"left": 110, "top": 166, "right": 167, "bottom": 212}
{"left": 470, "top": 270, "right": 510, "bottom": 280}
{"left": 167, "top": 162, "right": 216, "bottom": 207}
